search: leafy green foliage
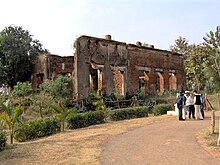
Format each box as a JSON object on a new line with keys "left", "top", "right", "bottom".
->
{"left": 12, "top": 82, "right": 33, "bottom": 98}
{"left": 51, "top": 103, "right": 77, "bottom": 131}
{"left": 170, "top": 34, "right": 219, "bottom": 92}
{"left": 14, "top": 117, "right": 60, "bottom": 142}
{"left": 109, "top": 106, "right": 148, "bottom": 121}
{"left": 0, "top": 130, "right": 6, "bottom": 152}
{"left": 170, "top": 36, "right": 189, "bottom": 56}
{"left": 66, "top": 111, "right": 105, "bottom": 129}
{"left": 42, "top": 75, "right": 72, "bottom": 99}
{"left": 184, "top": 44, "right": 208, "bottom": 90}
{"left": 0, "top": 100, "right": 22, "bottom": 144}
{"left": 30, "top": 90, "right": 53, "bottom": 118}
{"left": 170, "top": 27, "right": 220, "bottom": 93}
{"left": 0, "top": 25, "right": 48, "bottom": 87}
{"left": 152, "top": 104, "right": 172, "bottom": 116}
{"left": 202, "top": 30, "right": 220, "bottom": 92}
{"left": 12, "top": 82, "right": 33, "bottom": 107}
{"left": 92, "top": 99, "right": 109, "bottom": 120}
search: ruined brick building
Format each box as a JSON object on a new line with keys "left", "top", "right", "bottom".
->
{"left": 32, "top": 35, "right": 185, "bottom": 99}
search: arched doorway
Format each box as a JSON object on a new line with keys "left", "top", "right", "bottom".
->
{"left": 114, "top": 70, "right": 125, "bottom": 96}
{"left": 139, "top": 71, "right": 149, "bottom": 94}
{"left": 169, "top": 73, "right": 177, "bottom": 90}
{"left": 156, "top": 72, "right": 164, "bottom": 93}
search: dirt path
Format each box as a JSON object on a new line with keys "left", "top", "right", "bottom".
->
{"left": 0, "top": 112, "right": 219, "bottom": 164}
{"left": 100, "top": 115, "right": 220, "bottom": 165}
{"left": 0, "top": 115, "right": 176, "bottom": 165}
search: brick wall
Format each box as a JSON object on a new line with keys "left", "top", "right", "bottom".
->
{"left": 74, "top": 35, "right": 185, "bottom": 99}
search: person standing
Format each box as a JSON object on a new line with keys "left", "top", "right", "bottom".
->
{"left": 200, "top": 93, "right": 205, "bottom": 119}
{"left": 176, "top": 91, "right": 186, "bottom": 121}
{"left": 186, "top": 92, "right": 195, "bottom": 119}
{"left": 184, "top": 91, "right": 190, "bottom": 117}
{"left": 194, "top": 91, "right": 203, "bottom": 120}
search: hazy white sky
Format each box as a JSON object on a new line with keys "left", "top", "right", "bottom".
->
{"left": 0, "top": 0, "right": 219, "bottom": 56}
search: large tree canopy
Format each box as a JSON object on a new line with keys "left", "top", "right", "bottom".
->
{"left": 0, "top": 25, "right": 48, "bottom": 88}
{"left": 170, "top": 28, "right": 220, "bottom": 93}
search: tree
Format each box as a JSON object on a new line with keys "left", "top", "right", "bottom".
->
{"left": 203, "top": 30, "right": 220, "bottom": 92}
{"left": 50, "top": 101, "right": 76, "bottom": 132}
{"left": 42, "top": 75, "right": 72, "bottom": 100}
{"left": 0, "top": 25, "right": 48, "bottom": 88}
{"left": 170, "top": 37, "right": 207, "bottom": 91}
{"left": 42, "top": 75, "right": 73, "bottom": 129}
{"left": 30, "top": 87, "right": 53, "bottom": 118}
{"left": 92, "top": 99, "right": 108, "bottom": 121}
{"left": 0, "top": 100, "right": 22, "bottom": 144}
{"left": 169, "top": 36, "right": 189, "bottom": 56}
{"left": 184, "top": 44, "right": 207, "bottom": 91}
{"left": 12, "top": 82, "right": 33, "bottom": 105}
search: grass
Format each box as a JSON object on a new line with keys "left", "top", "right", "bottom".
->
{"left": 196, "top": 126, "right": 220, "bottom": 161}
{"left": 0, "top": 115, "right": 175, "bottom": 165}
{"left": 206, "top": 94, "right": 219, "bottom": 111}
{"left": 0, "top": 92, "right": 219, "bottom": 164}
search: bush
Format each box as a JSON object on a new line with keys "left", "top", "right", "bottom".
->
{"left": 14, "top": 117, "right": 60, "bottom": 142}
{"left": 0, "top": 130, "right": 6, "bottom": 152}
{"left": 67, "top": 111, "right": 105, "bottom": 129}
{"left": 109, "top": 106, "right": 148, "bottom": 121}
{"left": 152, "top": 104, "right": 172, "bottom": 116}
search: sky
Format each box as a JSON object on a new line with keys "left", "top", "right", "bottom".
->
{"left": 0, "top": 0, "right": 219, "bottom": 56}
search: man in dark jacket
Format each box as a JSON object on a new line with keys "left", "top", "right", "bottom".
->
{"left": 176, "top": 91, "right": 186, "bottom": 121}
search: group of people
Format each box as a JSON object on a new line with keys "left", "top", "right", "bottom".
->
{"left": 176, "top": 90, "right": 205, "bottom": 121}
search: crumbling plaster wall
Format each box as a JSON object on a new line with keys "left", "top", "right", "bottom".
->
{"left": 74, "top": 35, "right": 185, "bottom": 99}
{"left": 32, "top": 54, "right": 74, "bottom": 89}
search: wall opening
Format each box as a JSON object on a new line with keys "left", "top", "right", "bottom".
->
{"left": 156, "top": 72, "right": 164, "bottom": 93}
{"left": 89, "top": 67, "right": 98, "bottom": 94}
{"left": 114, "top": 70, "right": 125, "bottom": 96}
{"left": 97, "top": 69, "right": 103, "bottom": 92}
{"left": 36, "top": 73, "right": 44, "bottom": 88}
{"left": 138, "top": 71, "right": 149, "bottom": 94}
{"left": 169, "top": 73, "right": 177, "bottom": 90}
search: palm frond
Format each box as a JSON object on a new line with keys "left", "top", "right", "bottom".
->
{"left": 0, "top": 112, "right": 12, "bottom": 129}
{"left": 13, "top": 105, "right": 23, "bottom": 123}
{"left": 50, "top": 104, "right": 62, "bottom": 114}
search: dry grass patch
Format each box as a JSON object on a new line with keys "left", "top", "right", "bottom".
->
{"left": 196, "top": 127, "right": 220, "bottom": 161}
{"left": 0, "top": 115, "right": 175, "bottom": 165}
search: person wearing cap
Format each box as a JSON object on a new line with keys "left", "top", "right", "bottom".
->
{"left": 176, "top": 91, "right": 186, "bottom": 121}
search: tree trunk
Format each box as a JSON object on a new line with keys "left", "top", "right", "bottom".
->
{"left": 11, "top": 126, "right": 14, "bottom": 144}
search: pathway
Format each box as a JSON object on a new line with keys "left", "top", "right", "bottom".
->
{"left": 100, "top": 114, "right": 220, "bottom": 165}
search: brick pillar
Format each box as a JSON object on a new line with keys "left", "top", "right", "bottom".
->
{"left": 148, "top": 71, "right": 157, "bottom": 94}
{"left": 163, "top": 70, "right": 170, "bottom": 92}
{"left": 176, "top": 73, "right": 184, "bottom": 91}
{"left": 144, "top": 72, "right": 150, "bottom": 94}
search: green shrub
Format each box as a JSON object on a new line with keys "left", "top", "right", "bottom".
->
{"left": 14, "top": 117, "right": 60, "bottom": 142}
{"left": 67, "top": 111, "right": 105, "bottom": 129}
{"left": 0, "top": 130, "right": 6, "bottom": 152}
{"left": 152, "top": 104, "right": 172, "bottom": 116}
{"left": 109, "top": 106, "right": 148, "bottom": 121}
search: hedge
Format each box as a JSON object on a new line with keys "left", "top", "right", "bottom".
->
{"left": 109, "top": 106, "right": 148, "bottom": 121}
{"left": 67, "top": 110, "right": 105, "bottom": 129}
{"left": 152, "top": 104, "right": 172, "bottom": 116}
{"left": 0, "top": 130, "right": 6, "bottom": 152}
{"left": 14, "top": 117, "right": 61, "bottom": 142}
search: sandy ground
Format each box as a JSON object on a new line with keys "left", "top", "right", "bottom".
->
{"left": 0, "top": 115, "right": 175, "bottom": 165}
{"left": 100, "top": 113, "right": 220, "bottom": 165}
{"left": 0, "top": 112, "right": 219, "bottom": 165}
